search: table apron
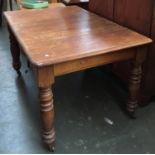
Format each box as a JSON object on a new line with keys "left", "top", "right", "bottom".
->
{"left": 54, "top": 48, "right": 136, "bottom": 77}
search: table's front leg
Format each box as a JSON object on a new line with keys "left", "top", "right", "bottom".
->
{"left": 127, "top": 47, "right": 147, "bottom": 118}
{"left": 36, "top": 66, "right": 55, "bottom": 151}
{"left": 8, "top": 26, "right": 21, "bottom": 76}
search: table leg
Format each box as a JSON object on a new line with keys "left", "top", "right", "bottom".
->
{"left": 0, "top": 0, "right": 3, "bottom": 26}
{"left": 36, "top": 66, "right": 55, "bottom": 151}
{"left": 9, "top": 0, "right": 13, "bottom": 10}
{"left": 127, "top": 47, "right": 146, "bottom": 118}
{"left": 8, "top": 27, "right": 21, "bottom": 76}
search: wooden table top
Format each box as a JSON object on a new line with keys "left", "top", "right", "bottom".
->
{"left": 4, "top": 6, "right": 152, "bottom": 67}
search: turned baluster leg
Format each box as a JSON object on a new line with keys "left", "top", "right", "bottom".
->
{"left": 127, "top": 61, "right": 142, "bottom": 118}
{"left": 8, "top": 27, "right": 21, "bottom": 76}
{"left": 36, "top": 66, "right": 55, "bottom": 151}
{"left": 127, "top": 47, "right": 147, "bottom": 118}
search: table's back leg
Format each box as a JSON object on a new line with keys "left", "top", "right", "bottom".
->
{"left": 9, "top": 0, "right": 13, "bottom": 10}
{"left": 8, "top": 26, "right": 21, "bottom": 76}
{"left": 127, "top": 61, "right": 142, "bottom": 118}
{"left": 0, "top": 0, "right": 3, "bottom": 27}
{"left": 127, "top": 47, "right": 147, "bottom": 118}
{"left": 36, "top": 66, "right": 55, "bottom": 151}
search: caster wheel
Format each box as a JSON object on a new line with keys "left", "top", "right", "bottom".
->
{"left": 47, "top": 145, "right": 55, "bottom": 152}
{"left": 128, "top": 111, "right": 136, "bottom": 119}
{"left": 17, "top": 70, "right": 21, "bottom": 77}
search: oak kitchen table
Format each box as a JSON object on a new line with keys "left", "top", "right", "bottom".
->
{"left": 4, "top": 6, "right": 152, "bottom": 151}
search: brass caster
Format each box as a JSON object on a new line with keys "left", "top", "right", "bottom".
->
{"left": 128, "top": 111, "right": 136, "bottom": 119}
{"left": 17, "top": 70, "right": 21, "bottom": 77}
{"left": 47, "top": 144, "right": 55, "bottom": 152}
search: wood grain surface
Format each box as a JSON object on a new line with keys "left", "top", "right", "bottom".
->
{"left": 4, "top": 6, "right": 151, "bottom": 67}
